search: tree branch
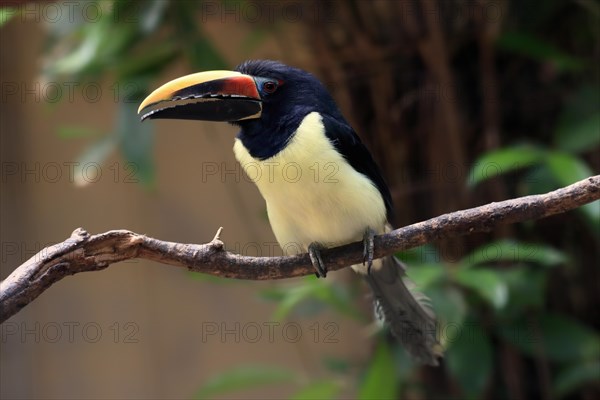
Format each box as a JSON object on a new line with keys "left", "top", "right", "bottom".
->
{"left": 1, "top": 176, "right": 599, "bottom": 323}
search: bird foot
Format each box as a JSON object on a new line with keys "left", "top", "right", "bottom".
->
{"left": 308, "top": 242, "right": 328, "bottom": 278}
{"left": 363, "top": 227, "right": 375, "bottom": 274}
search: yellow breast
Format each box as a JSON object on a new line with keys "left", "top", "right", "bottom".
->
{"left": 233, "top": 112, "right": 386, "bottom": 254}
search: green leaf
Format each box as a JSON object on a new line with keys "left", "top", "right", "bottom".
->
{"left": 46, "top": 8, "right": 140, "bottom": 79}
{"left": 95, "top": 24, "right": 138, "bottom": 67}
{"left": 73, "top": 135, "right": 116, "bottom": 187}
{"left": 273, "top": 284, "right": 313, "bottom": 320}
{"left": 497, "top": 32, "right": 586, "bottom": 72}
{"left": 174, "top": 1, "right": 200, "bottom": 36}
{"left": 188, "top": 37, "right": 228, "bottom": 70}
{"left": 544, "top": 151, "right": 599, "bottom": 226}
{"left": 545, "top": 151, "right": 594, "bottom": 187}
{"left": 396, "top": 244, "right": 440, "bottom": 265}
{"left": 426, "top": 286, "right": 467, "bottom": 346}
{"left": 583, "top": 201, "right": 600, "bottom": 231}
{"left": 523, "top": 164, "right": 561, "bottom": 195}
{"left": 498, "top": 268, "right": 547, "bottom": 314}
{"left": 553, "top": 361, "right": 600, "bottom": 397}
{"left": 49, "top": 23, "right": 103, "bottom": 76}
{"left": 258, "top": 286, "right": 287, "bottom": 302}
{"left": 322, "top": 356, "right": 351, "bottom": 375}
{"left": 461, "top": 240, "right": 567, "bottom": 269}
{"left": 557, "top": 111, "right": 600, "bottom": 153}
{"left": 195, "top": 365, "right": 296, "bottom": 399}
{"left": 455, "top": 269, "right": 508, "bottom": 309}
{"left": 289, "top": 380, "right": 341, "bottom": 400}
{"left": 406, "top": 264, "right": 446, "bottom": 289}
{"left": 117, "top": 101, "right": 155, "bottom": 187}
{"left": 273, "top": 278, "right": 361, "bottom": 321}
{"left": 555, "top": 86, "right": 600, "bottom": 153}
{"left": 172, "top": 1, "right": 227, "bottom": 71}
{"left": 58, "top": 126, "right": 100, "bottom": 139}
{"left": 468, "top": 146, "right": 546, "bottom": 186}
{"left": 446, "top": 319, "right": 493, "bottom": 399}
{"left": 303, "top": 281, "right": 361, "bottom": 320}
{"left": 499, "top": 313, "right": 600, "bottom": 362}
{"left": 0, "top": 7, "right": 16, "bottom": 27}
{"left": 116, "top": 43, "right": 178, "bottom": 80}
{"left": 139, "top": 0, "right": 168, "bottom": 34}
{"left": 358, "top": 342, "right": 398, "bottom": 400}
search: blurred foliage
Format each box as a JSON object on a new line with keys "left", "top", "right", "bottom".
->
{"left": 0, "top": 7, "right": 15, "bottom": 26}
{"left": 194, "top": 365, "right": 296, "bottom": 399}
{"left": 22, "top": 0, "right": 228, "bottom": 187}
{"left": 358, "top": 342, "right": 399, "bottom": 399}
{"left": 259, "top": 276, "right": 363, "bottom": 322}
{"left": 4, "top": 0, "right": 599, "bottom": 398}
{"left": 468, "top": 83, "right": 600, "bottom": 228}
{"left": 496, "top": 31, "right": 587, "bottom": 72}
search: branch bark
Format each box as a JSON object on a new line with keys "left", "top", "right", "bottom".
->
{"left": 1, "top": 176, "right": 599, "bottom": 323}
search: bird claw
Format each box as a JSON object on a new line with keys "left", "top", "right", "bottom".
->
{"left": 363, "top": 228, "right": 375, "bottom": 275}
{"left": 308, "top": 242, "right": 327, "bottom": 278}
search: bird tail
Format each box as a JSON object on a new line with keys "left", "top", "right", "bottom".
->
{"left": 364, "top": 255, "right": 443, "bottom": 366}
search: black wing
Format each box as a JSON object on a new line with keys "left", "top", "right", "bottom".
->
{"left": 321, "top": 114, "right": 394, "bottom": 220}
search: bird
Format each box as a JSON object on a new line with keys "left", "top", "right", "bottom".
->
{"left": 138, "top": 60, "right": 442, "bottom": 365}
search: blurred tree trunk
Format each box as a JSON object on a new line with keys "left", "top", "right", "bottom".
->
{"left": 298, "top": 0, "right": 598, "bottom": 399}
{"left": 306, "top": 0, "right": 472, "bottom": 255}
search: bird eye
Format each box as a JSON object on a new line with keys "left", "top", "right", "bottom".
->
{"left": 262, "top": 81, "right": 278, "bottom": 94}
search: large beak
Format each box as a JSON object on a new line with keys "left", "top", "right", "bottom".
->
{"left": 138, "top": 70, "right": 261, "bottom": 122}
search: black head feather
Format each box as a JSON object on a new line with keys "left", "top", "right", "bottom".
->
{"left": 234, "top": 60, "right": 394, "bottom": 218}
{"left": 233, "top": 60, "right": 344, "bottom": 159}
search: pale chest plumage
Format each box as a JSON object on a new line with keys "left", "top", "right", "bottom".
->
{"left": 233, "top": 112, "right": 387, "bottom": 255}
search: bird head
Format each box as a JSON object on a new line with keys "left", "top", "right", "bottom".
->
{"left": 139, "top": 60, "right": 344, "bottom": 159}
